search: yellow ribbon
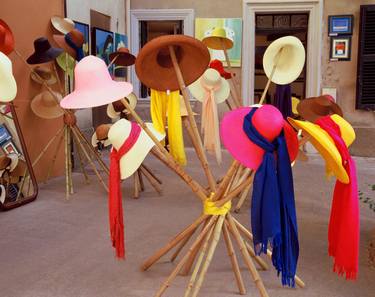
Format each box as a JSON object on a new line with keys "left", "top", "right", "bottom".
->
{"left": 203, "top": 193, "right": 231, "bottom": 216}
{"left": 150, "top": 89, "right": 187, "bottom": 165}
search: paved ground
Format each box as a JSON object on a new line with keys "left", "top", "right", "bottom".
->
{"left": 0, "top": 150, "right": 374, "bottom": 297}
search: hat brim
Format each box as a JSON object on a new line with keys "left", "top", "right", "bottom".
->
{"left": 0, "top": 19, "right": 15, "bottom": 55}
{"left": 91, "top": 133, "right": 111, "bottom": 148}
{"left": 60, "top": 81, "right": 133, "bottom": 109}
{"left": 288, "top": 117, "right": 349, "bottom": 184}
{"left": 189, "top": 77, "right": 230, "bottom": 103}
{"left": 0, "top": 67, "right": 17, "bottom": 102}
{"left": 107, "top": 103, "right": 120, "bottom": 119}
{"left": 26, "top": 47, "right": 64, "bottom": 65}
{"left": 31, "top": 94, "right": 64, "bottom": 119}
{"left": 109, "top": 52, "right": 136, "bottom": 66}
{"left": 297, "top": 98, "right": 343, "bottom": 123}
{"left": 30, "top": 71, "right": 57, "bottom": 85}
{"left": 135, "top": 35, "right": 210, "bottom": 91}
{"left": 202, "top": 36, "right": 233, "bottom": 50}
{"left": 221, "top": 107, "right": 298, "bottom": 170}
{"left": 51, "top": 17, "right": 75, "bottom": 35}
{"left": 53, "top": 34, "right": 76, "bottom": 59}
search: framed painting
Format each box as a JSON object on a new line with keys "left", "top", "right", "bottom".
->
{"left": 113, "top": 33, "right": 128, "bottom": 78}
{"left": 330, "top": 36, "right": 351, "bottom": 61}
{"left": 92, "top": 27, "right": 114, "bottom": 67}
{"left": 74, "top": 20, "right": 90, "bottom": 56}
{"left": 328, "top": 15, "right": 354, "bottom": 36}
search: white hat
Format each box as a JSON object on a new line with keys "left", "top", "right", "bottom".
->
{"left": 108, "top": 119, "right": 165, "bottom": 179}
{"left": 263, "top": 36, "right": 305, "bottom": 85}
{"left": 91, "top": 124, "right": 112, "bottom": 148}
{"left": 188, "top": 68, "right": 230, "bottom": 104}
{"left": 0, "top": 52, "right": 17, "bottom": 102}
{"left": 51, "top": 16, "right": 75, "bottom": 35}
{"left": 106, "top": 92, "right": 138, "bottom": 119}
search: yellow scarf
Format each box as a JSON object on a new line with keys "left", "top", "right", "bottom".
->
{"left": 150, "top": 89, "right": 187, "bottom": 165}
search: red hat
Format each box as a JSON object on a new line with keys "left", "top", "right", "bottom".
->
{"left": 0, "top": 19, "right": 15, "bottom": 55}
{"left": 209, "top": 59, "right": 233, "bottom": 80}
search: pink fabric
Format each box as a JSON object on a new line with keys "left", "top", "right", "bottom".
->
{"left": 316, "top": 116, "right": 359, "bottom": 280}
{"left": 200, "top": 80, "right": 221, "bottom": 163}
{"left": 109, "top": 122, "right": 141, "bottom": 259}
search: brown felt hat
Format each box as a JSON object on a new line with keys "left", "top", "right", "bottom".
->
{"left": 135, "top": 34, "right": 210, "bottom": 91}
{"left": 109, "top": 47, "right": 136, "bottom": 66}
{"left": 53, "top": 29, "right": 84, "bottom": 59}
{"left": 9, "top": 159, "right": 27, "bottom": 184}
{"left": 91, "top": 124, "right": 112, "bottom": 148}
{"left": 297, "top": 95, "right": 343, "bottom": 123}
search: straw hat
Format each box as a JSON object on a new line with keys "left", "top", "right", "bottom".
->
{"left": 56, "top": 53, "right": 75, "bottom": 77}
{"left": 202, "top": 27, "right": 233, "bottom": 50}
{"left": 297, "top": 95, "right": 343, "bottom": 123}
{"left": 179, "top": 96, "right": 198, "bottom": 117}
{"left": 188, "top": 68, "right": 230, "bottom": 104}
{"left": 53, "top": 29, "right": 84, "bottom": 60}
{"left": 291, "top": 97, "right": 300, "bottom": 115}
{"left": 0, "top": 52, "right": 17, "bottom": 102}
{"left": 27, "top": 37, "right": 63, "bottom": 64}
{"left": 108, "top": 119, "right": 165, "bottom": 179}
{"left": 221, "top": 105, "right": 299, "bottom": 170}
{"left": 0, "top": 153, "right": 18, "bottom": 177}
{"left": 106, "top": 92, "right": 138, "bottom": 119}
{"left": 109, "top": 47, "right": 136, "bottom": 66}
{"left": 135, "top": 34, "right": 210, "bottom": 91}
{"left": 288, "top": 114, "right": 355, "bottom": 184}
{"left": 31, "top": 90, "right": 64, "bottom": 119}
{"left": 263, "top": 36, "right": 305, "bottom": 85}
{"left": 60, "top": 55, "right": 133, "bottom": 109}
{"left": 91, "top": 124, "right": 112, "bottom": 148}
{"left": 209, "top": 59, "right": 232, "bottom": 79}
{"left": 0, "top": 19, "right": 15, "bottom": 55}
{"left": 30, "top": 66, "right": 57, "bottom": 85}
{"left": 8, "top": 159, "right": 27, "bottom": 184}
{"left": 50, "top": 16, "right": 75, "bottom": 35}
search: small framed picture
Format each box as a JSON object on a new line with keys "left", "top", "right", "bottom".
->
{"left": 328, "top": 15, "right": 353, "bottom": 36}
{"left": 330, "top": 36, "right": 351, "bottom": 61}
{"left": 0, "top": 124, "right": 12, "bottom": 145}
{"left": 2, "top": 141, "right": 20, "bottom": 156}
{"left": 74, "top": 21, "right": 90, "bottom": 56}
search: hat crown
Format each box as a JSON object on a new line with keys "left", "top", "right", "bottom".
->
{"left": 34, "top": 67, "right": 51, "bottom": 79}
{"left": 34, "top": 37, "right": 51, "bottom": 53}
{"left": 252, "top": 105, "right": 284, "bottom": 141}
{"left": 118, "top": 47, "right": 130, "bottom": 54}
{"left": 74, "top": 55, "right": 112, "bottom": 90}
{"left": 0, "top": 52, "right": 12, "bottom": 74}
{"left": 41, "top": 91, "right": 58, "bottom": 107}
{"left": 96, "top": 124, "right": 111, "bottom": 140}
{"left": 202, "top": 68, "right": 221, "bottom": 87}
{"left": 211, "top": 27, "right": 227, "bottom": 38}
{"left": 67, "top": 29, "right": 84, "bottom": 47}
{"left": 108, "top": 118, "right": 132, "bottom": 150}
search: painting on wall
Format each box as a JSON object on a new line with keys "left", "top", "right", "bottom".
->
{"left": 113, "top": 33, "right": 128, "bottom": 78}
{"left": 195, "top": 18, "right": 242, "bottom": 67}
{"left": 92, "top": 27, "right": 114, "bottom": 68}
{"left": 74, "top": 21, "right": 90, "bottom": 56}
{"left": 330, "top": 36, "right": 351, "bottom": 61}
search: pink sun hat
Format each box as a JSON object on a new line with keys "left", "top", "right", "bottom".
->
{"left": 220, "top": 105, "right": 299, "bottom": 170}
{"left": 60, "top": 55, "right": 133, "bottom": 109}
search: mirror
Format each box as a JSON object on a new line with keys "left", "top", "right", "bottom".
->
{"left": 0, "top": 102, "right": 38, "bottom": 210}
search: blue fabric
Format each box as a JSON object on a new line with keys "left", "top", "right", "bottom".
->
{"left": 273, "top": 84, "right": 292, "bottom": 119}
{"left": 243, "top": 108, "right": 299, "bottom": 287}
{"left": 64, "top": 34, "right": 84, "bottom": 61}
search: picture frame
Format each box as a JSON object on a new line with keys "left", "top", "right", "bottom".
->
{"left": 74, "top": 20, "right": 90, "bottom": 56}
{"left": 328, "top": 15, "right": 353, "bottom": 36}
{"left": 0, "top": 124, "right": 12, "bottom": 145}
{"left": 114, "top": 33, "right": 128, "bottom": 78}
{"left": 330, "top": 36, "right": 351, "bottom": 61}
{"left": 2, "top": 140, "right": 20, "bottom": 156}
{"left": 91, "top": 27, "right": 114, "bottom": 70}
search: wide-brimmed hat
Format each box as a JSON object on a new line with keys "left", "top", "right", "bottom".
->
{"left": 30, "top": 66, "right": 57, "bottom": 85}
{"left": 288, "top": 114, "right": 355, "bottom": 184}
{"left": 53, "top": 29, "right": 84, "bottom": 60}
{"left": 108, "top": 119, "right": 165, "bottom": 179}
{"left": 0, "top": 52, "right": 17, "bottom": 102}
{"left": 50, "top": 16, "right": 75, "bottom": 35}
{"left": 209, "top": 59, "right": 232, "bottom": 79}
{"left": 26, "top": 37, "right": 63, "bottom": 64}
{"left": 106, "top": 92, "right": 138, "bottom": 119}
{"left": 179, "top": 95, "right": 198, "bottom": 117}
{"left": 91, "top": 124, "right": 112, "bottom": 148}
{"left": 297, "top": 95, "right": 343, "bottom": 123}
{"left": 202, "top": 27, "right": 233, "bottom": 50}
{"left": 0, "top": 153, "right": 18, "bottom": 177}
{"left": 31, "top": 90, "right": 64, "bottom": 119}
{"left": 263, "top": 36, "right": 305, "bottom": 85}
{"left": 109, "top": 47, "right": 136, "bottom": 66}
{"left": 56, "top": 52, "right": 75, "bottom": 77}
{"left": 135, "top": 34, "right": 210, "bottom": 91}
{"left": 221, "top": 105, "right": 299, "bottom": 170}
{"left": 0, "top": 19, "right": 15, "bottom": 55}
{"left": 8, "top": 159, "right": 27, "bottom": 184}
{"left": 60, "top": 55, "right": 133, "bottom": 109}
{"left": 188, "top": 68, "right": 230, "bottom": 103}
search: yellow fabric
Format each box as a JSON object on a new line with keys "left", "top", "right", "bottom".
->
{"left": 150, "top": 89, "right": 187, "bottom": 165}
{"left": 203, "top": 193, "right": 231, "bottom": 216}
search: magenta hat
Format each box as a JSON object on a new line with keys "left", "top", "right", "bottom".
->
{"left": 220, "top": 105, "right": 298, "bottom": 170}
{"left": 60, "top": 55, "right": 133, "bottom": 109}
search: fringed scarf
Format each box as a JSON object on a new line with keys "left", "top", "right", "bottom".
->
{"left": 315, "top": 116, "right": 359, "bottom": 279}
{"left": 109, "top": 122, "right": 141, "bottom": 258}
{"left": 201, "top": 80, "right": 222, "bottom": 164}
{"left": 243, "top": 108, "right": 299, "bottom": 287}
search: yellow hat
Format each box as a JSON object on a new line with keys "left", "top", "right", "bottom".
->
{"left": 288, "top": 114, "right": 355, "bottom": 184}
{"left": 292, "top": 97, "right": 300, "bottom": 115}
{"left": 202, "top": 27, "right": 233, "bottom": 50}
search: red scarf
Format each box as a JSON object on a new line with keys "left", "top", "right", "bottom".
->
{"left": 316, "top": 116, "right": 359, "bottom": 279}
{"left": 109, "top": 122, "right": 141, "bottom": 259}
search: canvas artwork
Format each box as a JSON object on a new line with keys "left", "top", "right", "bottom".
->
{"left": 92, "top": 27, "right": 114, "bottom": 69}
{"left": 114, "top": 33, "right": 128, "bottom": 78}
{"left": 195, "top": 18, "right": 242, "bottom": 67}
{"left": 330, "top": 36, "right": 351, "bottom": 61}
{"left": 74, "top": 21, "right": 90, "bottom": 56}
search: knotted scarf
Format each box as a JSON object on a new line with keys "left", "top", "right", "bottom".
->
{"left": 243, "top": 108, "right": 299, "bottom": 287}
{"left": 200, "top": 80, "right": 222, "bottom": 164}
{"left": 109, "top": 122, "right": 141, "bottom": 258}
{"left": 64, "top": 34, "right": 84, "bottom": 61}
{"left": 315, "top": 116, "right": 359, "bottom": 279}
{"left": 273, "top": 84, "right": 292, "bottom": 119}
{"left": 150, "top": 89, "right": 186, "bottom": 165}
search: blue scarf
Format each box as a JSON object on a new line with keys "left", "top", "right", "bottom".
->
{"left": 273, "top": 84, "right": 292, "bottom": 119}
{"left": 243, "top": 108, "right": 299, "bottom": 287}
{"left": 65, "top": 34, "right": 84, "bottom": 61}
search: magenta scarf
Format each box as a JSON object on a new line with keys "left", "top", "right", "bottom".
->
{"left": 109, "top": 122, "right": 141, "bottom": 258}
{"left": 315, "top": 116, "right": 359, "bottom": 279}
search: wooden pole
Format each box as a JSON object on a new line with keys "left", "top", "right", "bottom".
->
{"left": 52, "top": 61, "right": 64, "bottom": 95}
{"left": 64, "top": 126, "right": 69, "bottom": 199}
{"left": 234, "top": 182, "right": 252, "bottom": 212}
{"left": 45, "top": 126, "right": 66, "bottom": 182}
{"left": 75, "top": 136, "right": 90, "bottom": 184}
{"left": 67, "top": 126, "right": 74, "bottom": 195}
{"left": 139, "top": 165, "right": 162, "bottom": 195}
{"left": 137, "top": 169, "right": 145, "bottom": 191}
{"left": 170, "top": 225, "right": 199, "bottom": 263}
{"left": 141, "top": 164, "right": 162, "bottom": 185}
